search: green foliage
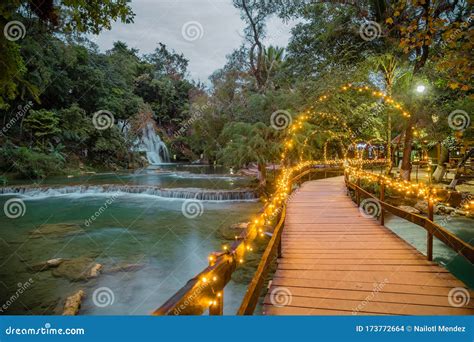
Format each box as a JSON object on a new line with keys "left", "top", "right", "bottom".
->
{"left": 24, "top": 109, "right": 61, "bottom": 140}
{"left": 218, "top": 122, "right": 281, "bottom": 168}
{"left": 0, "top": 144, "right": 64, "bottom": 179}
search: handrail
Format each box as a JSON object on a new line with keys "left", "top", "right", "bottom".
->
{"left": 237, "top": 204, "right": 287, "bottom": 315}
{"left": 236, "top": 168, "right": 349, "bottom": 315}
{"left": 152, "top": 164, "right": 346, "bottom": 315}
{"left": 346, "top": 176, "right": 474, "bottom": 263}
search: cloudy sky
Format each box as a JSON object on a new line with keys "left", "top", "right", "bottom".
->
{"left": 90, "top": 0, "right": 296, "bottom": 83}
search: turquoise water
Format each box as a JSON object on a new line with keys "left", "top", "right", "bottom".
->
{"left": 7, "top": 165, "right": 253, "bottom": 190}
{"left": 0, "top": 167, "right": 261, "bottom": 315}
{"left": 385, "top": 215, "right": 474, "bottom": 287}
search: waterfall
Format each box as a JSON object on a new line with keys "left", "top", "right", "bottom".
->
{"left": 0, "top": 185, "right": 257, "bottom": 201}
{"left": 138, "top": 123, "right": 170, "bottom": 164}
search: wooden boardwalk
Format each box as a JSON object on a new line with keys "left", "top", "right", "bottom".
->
{"left": 263, "top": 176, "right": 474, "bottom": 315}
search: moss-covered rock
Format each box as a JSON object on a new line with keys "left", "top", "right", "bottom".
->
{"left": 29, "top": 223, "right": 84, "bottom": 239}
{"left": 52, "top": 257, "right": 101, "bottom": 282}
{"left": 216, "top": 222, "right": 249, "bottom": 240}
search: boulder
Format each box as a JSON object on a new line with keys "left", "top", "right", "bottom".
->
{"left": 62, "top": 290, "right": 85, "bottom": 315}
{"left": 217, "top": 222, "right": 250, "bottom": 240}
{"left": 29, "top": 258, "right": 65, "bottom": 272}
{"left": 88, "top": 264, "right": 102, "bottom": 278}
{"left": 414, "top": 201, "right": 429, "bottom": 214}
{"left": 103, "top": 263, "right": 144, "bottom": 274}
{"left": 52, "top": 257, "right": 101, "bottom": 281}
{"left": 29, "top": 223, "right": 84, "bottom": 239}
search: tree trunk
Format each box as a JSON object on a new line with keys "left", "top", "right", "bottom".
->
{"left": 400, "top": 119, "right": 414, "bottom": 180}
{"left": 449, "top": 148, "right": 474, "bottom": 189}
{"left": 432, "top": 145, "right": 449, "bottom": 183}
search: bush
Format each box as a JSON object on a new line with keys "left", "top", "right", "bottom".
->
{"left": 0, "top": 145, "right": 64, "bottom": 179}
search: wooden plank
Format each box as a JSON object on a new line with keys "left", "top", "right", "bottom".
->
{"left": 263, "top": 306, "right": 384, "bottom": 315}
{"left": 263, "top": 295, "right": 474, "bottom": 315}
{"left": 270, "top": 277, "right": 465, "bottom": 297}
{"left": 266, "top": 285, "right": 474, "bottom": 308}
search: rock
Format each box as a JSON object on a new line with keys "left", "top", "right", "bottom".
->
{"left": 231, "top": 222, "right": 249, "bottom": 230}
{"left": 52, "top": 257, "right": 101, "bottom": 281}
{"left": 398, "top": 205, "right": 420, "bottom": 214}
{"left": 88, "top": 263, "right": 102, "bottom": 278}
{"left": 29, "top": 223, "right": 84, "bottom": 239}
{"left": 414, "top": 201, "right": 429, "bottom": 214}
{"left": 217, "top": 222, "right": 250, "bottom": 240}
{"left": 29, "top": 258, "right": 65, "bottom": 272}
{"left": 455, "top": 209, "right": 467, "bottom": 216}
{"left": 103, "top": 263, "right": 144, "bottom": 274}
{"left": 62, "top": 290, "right": 85, "bottom": 315}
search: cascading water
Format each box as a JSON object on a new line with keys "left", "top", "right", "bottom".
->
{"left": 0, "top": 185, "right": 257, "bottom": 201}
{"left": 138, "top": 123, "right": 170, "bottom": 164}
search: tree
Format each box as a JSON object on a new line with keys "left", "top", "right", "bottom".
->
{"left": 0, "top": 0, "right": 135, "bottom": 108}
{"left": 24, "top": 109, "right": 61, "bottom": 147}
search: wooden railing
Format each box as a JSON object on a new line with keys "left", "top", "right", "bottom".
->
{"left": 345, "top": 173, "right": 474, "bottom": 263}
{"left": 152, "top": 164, "right": 345, "bottom": 315}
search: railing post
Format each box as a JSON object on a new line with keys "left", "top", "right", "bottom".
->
{"left": 209, "top": 290, "right": 223, "bottom": 315}
{"left": 356, "top": 177, "right": 361, "bottom": 206}
{"left": 277, "top": 237, "right": 282, "bottom": 258}
{"left": 379, "top": 181, "right": 385, "bottom": 226}
{"left": 427, "top": 199, "right": 434, "bottom": 261}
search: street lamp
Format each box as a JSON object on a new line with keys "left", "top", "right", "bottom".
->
{"left": 416, "top": 85, "right": 426, "bottom": 93}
